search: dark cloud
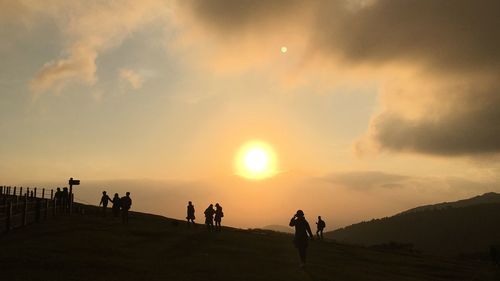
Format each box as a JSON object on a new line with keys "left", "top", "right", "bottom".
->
{"left": 177, "top": 0, "right": 500, "bottom": 156}
{"left": 178, "top": 0, "right": 307, "bottom": 34}
{"left": 370, "top": 80, "right": 500, "bottom": 155}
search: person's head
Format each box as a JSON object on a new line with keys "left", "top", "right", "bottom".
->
{"left": 188, "top": 201, "right": 192, "bottom": 205}
{"left": 296, "top": 210, "right": 304, "bottom": 217}
{"left": 102, "top": 191, "right": 107, "bottom": 195}
{"left": 114, "top": 193, "right": 119, "bottom": 198}
{"left": 209, "top": 204, "right": 213, "bottom": 207}
{"left": 57, "top": 188, "right": 61, "bottom": 191}
{"left": 318, "top": 216, "right": 322, "bottom": 220}
{"left": 126, "top": 192, "right": 130, "bottom": 196}
{"left": 215, "top": 203, "right": 220, "bottom": 207}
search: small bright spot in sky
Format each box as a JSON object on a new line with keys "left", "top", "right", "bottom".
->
{"left": 281, "top": 46, "right": 287, "bottom": 53}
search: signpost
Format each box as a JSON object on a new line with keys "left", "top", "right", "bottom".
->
{"left": 68, "top": 177, "right": 80, "bottom": 215}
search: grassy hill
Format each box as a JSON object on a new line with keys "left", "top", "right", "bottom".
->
{"left": 400, "top": 192, "right": 500, "bottom": 215}
{"left": 326, "top": 194, "right": 500, "bottom": 256}
{"left": 0, "top": 207, "right": 498, "bottom": 281}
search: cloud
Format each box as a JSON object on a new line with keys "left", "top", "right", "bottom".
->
{"left": 175, "top": 0, "right": 500, "bottom": 157}
{"left": 324, "top": 171, "right": 410, "bottom": 190}
{"left": 119, "top": 68, "right": 144, "bottom": 90}
{"left": 26, "top": 0, "right": 168, "bottom": 94}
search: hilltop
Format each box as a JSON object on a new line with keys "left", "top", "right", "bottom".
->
{"left": 0, "top": 206, "right": 498, "bottom": 281}
{"left": 326, "top": 193, "right": 500, "bottom": 256}
{"left": 400, "top": 192, "right": 500, "bottom": 215}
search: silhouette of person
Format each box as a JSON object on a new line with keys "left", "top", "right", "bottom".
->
{"left": 62, "top": 187, "right": 69, "bottom": 210}
{"left": 111, "top": 193, "right": 121, "bottom": 218}
{"left": 214, "top": 203, "right": 224, "bottom": 232}
{"left": 186, "top": 201, "right": 195, "bottom": 226}
{"left": 289, "top": 210, "right": 314, "bottom": 268}
{"left": 316, "top": 216, "right": 326, "bottom": 240}
{"left": 54, "top": 187, "right": 62, "bottom": 207}
{"left": 204, "top": 204, "right": 215, "bottom": 230}
{"left": 99, "top": 191, "right": 112, "bottom": 217}
{"left": 120, "top": 192, "right": 132, "bottom": 224}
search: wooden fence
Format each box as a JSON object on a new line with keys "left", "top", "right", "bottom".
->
{"left": 0, "top": 185, "right": 70, "bottom": 233}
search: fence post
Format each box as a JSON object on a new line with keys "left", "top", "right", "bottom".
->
{"left": 35, "top": 199, "right": 41, "bottom": 222}
{"left": 19, "top": 187, "right": 23, "bottom": 197}
{"left": 13, "top": 186, "right": 17, "bottom": 196}
{"left": 2, "top": 196, "right": 6, "bottom": 213}
{"left": 26, "top": 187, "right": 29, "bottom": 196}
{"left": 0, "top": 185, "right": 3, "bottom": 195}
{"left": 54, "top": 197, "right": 57, "bottom": 217}
{"left": 45, "top": 199, "right": 49, "bottom": 220}
{"left": 42, "top": 188, "right": 45, "bottom": 199}
{"left": 34, "top": 188, "right": 37, "bottom": 198}
{"left": 50, "top": 189, "right": 54, "bottom": 200}
{"left": 22, "top": 194, "right": 28, "bottom": 226}
{"left": 5, "top": 202, "right": 12, "bottom": 233}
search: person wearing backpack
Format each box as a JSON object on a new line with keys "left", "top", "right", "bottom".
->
{"left": 204, "top": 204, "right": 215, "bottom": 230}
{"left": 120, "top": 192, "right": 132, "bottom": 224}
{"left": 316, "top": 216, "right": 326, "bottom": 240}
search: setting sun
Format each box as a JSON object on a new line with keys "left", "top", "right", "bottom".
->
{"left": 235, "top": 140, "right": 278, "bottom": 180}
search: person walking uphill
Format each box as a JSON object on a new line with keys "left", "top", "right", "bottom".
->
{"left": 214, "top": 203, "right": 224, "bottom": 232}
{"left": 120, "top": 192, "right": 132, "bottom": 224}
{"left": 289, "top": 210, "right": 314, "bottom": 268}
{"left": 316, "top": 216, "right": 326, "bottom": 240}
{"left": 111, "top": 193, "right": 121, "bottom": 218}
{"left": 186, "top": 201, "right": 195, "bottom": 226}
{"left": 99, "top": 191, "right": 112, "bottom": 217}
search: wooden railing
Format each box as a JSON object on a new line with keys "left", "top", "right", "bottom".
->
{"left": 0, "top": 185, "right": 70, "bottom": 233}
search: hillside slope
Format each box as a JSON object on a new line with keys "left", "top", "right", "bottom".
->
{"left": 401, "top": 192, "right": 500, "bottom": 215}
{"left": 0, "top": 209, "right": 498, "bottom": 281}
{"left": 327, "top": 201, "right": 500, "bottom": 256}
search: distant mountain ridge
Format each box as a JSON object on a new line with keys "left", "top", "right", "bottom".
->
{"left": 399, "top": 192, "right": 500, "bottom": 215}
{"left": 262, "top": 224, "right": 294, "bottom": 234}
{"left": 325, "top": 192, "right": 500, "bottom": 255}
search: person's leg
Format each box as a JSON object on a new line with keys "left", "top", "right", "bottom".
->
{"left": 298, "top": 246, "right": 307, "bottom": 266}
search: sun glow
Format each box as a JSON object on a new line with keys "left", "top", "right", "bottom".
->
{"left": 235, "top": 141, "right": 278, "bottom": 180}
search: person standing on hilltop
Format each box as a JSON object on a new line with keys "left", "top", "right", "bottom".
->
{"left": 54, "top": 187, "right": 62, "bottom": 208}
{"left": 120, "top": 192, "right": 132, "bottom": 224}
{"left": 111, "top": 193, "right": 121, "bottom": 218}
{"left": 214, "top": 203, "right": 224, "bottom": 232}
{"left": 62, "top": 187, "right": 69, "bottom": 210}
{"left": 204, "top": 204, "right": 215, "bottom": 230}
{"left": 186, "top": 201, "right": 196, "bottom": 226}
{"left": 289, "top": 210, "right": 314, "bottom": 268}
{"left": 99, "top": 191, "right": 112, "bottom": 217}
{"left": 316, "top": 216, "right": 326, "bottom": 240}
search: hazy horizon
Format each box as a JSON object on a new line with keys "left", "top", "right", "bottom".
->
{"left": 2, "top": 1, "right": 500, "bottom": 230}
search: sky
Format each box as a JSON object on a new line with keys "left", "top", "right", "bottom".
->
{"left": 2, "top": 0, "right": 500, "bottom": 230}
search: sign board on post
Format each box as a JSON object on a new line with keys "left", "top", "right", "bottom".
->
{"left": 68, "top": 177, "right": 81, "bottom": 215}
{"left": 69, "top": 179, "right": 80, "bottom": 186}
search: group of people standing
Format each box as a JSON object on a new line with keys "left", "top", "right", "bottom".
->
{"left": 186, "top": 201, "right": 224, "bottom": 231}
{"left": 54, "top": 187, "right": 70, "bottom": 210}
{"left": 99, "top": 191, "right": 132, "bottom": 223}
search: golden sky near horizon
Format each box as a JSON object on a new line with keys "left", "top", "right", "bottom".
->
{"left": 2, "top": 0, "right": 500, "bottom": 228}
